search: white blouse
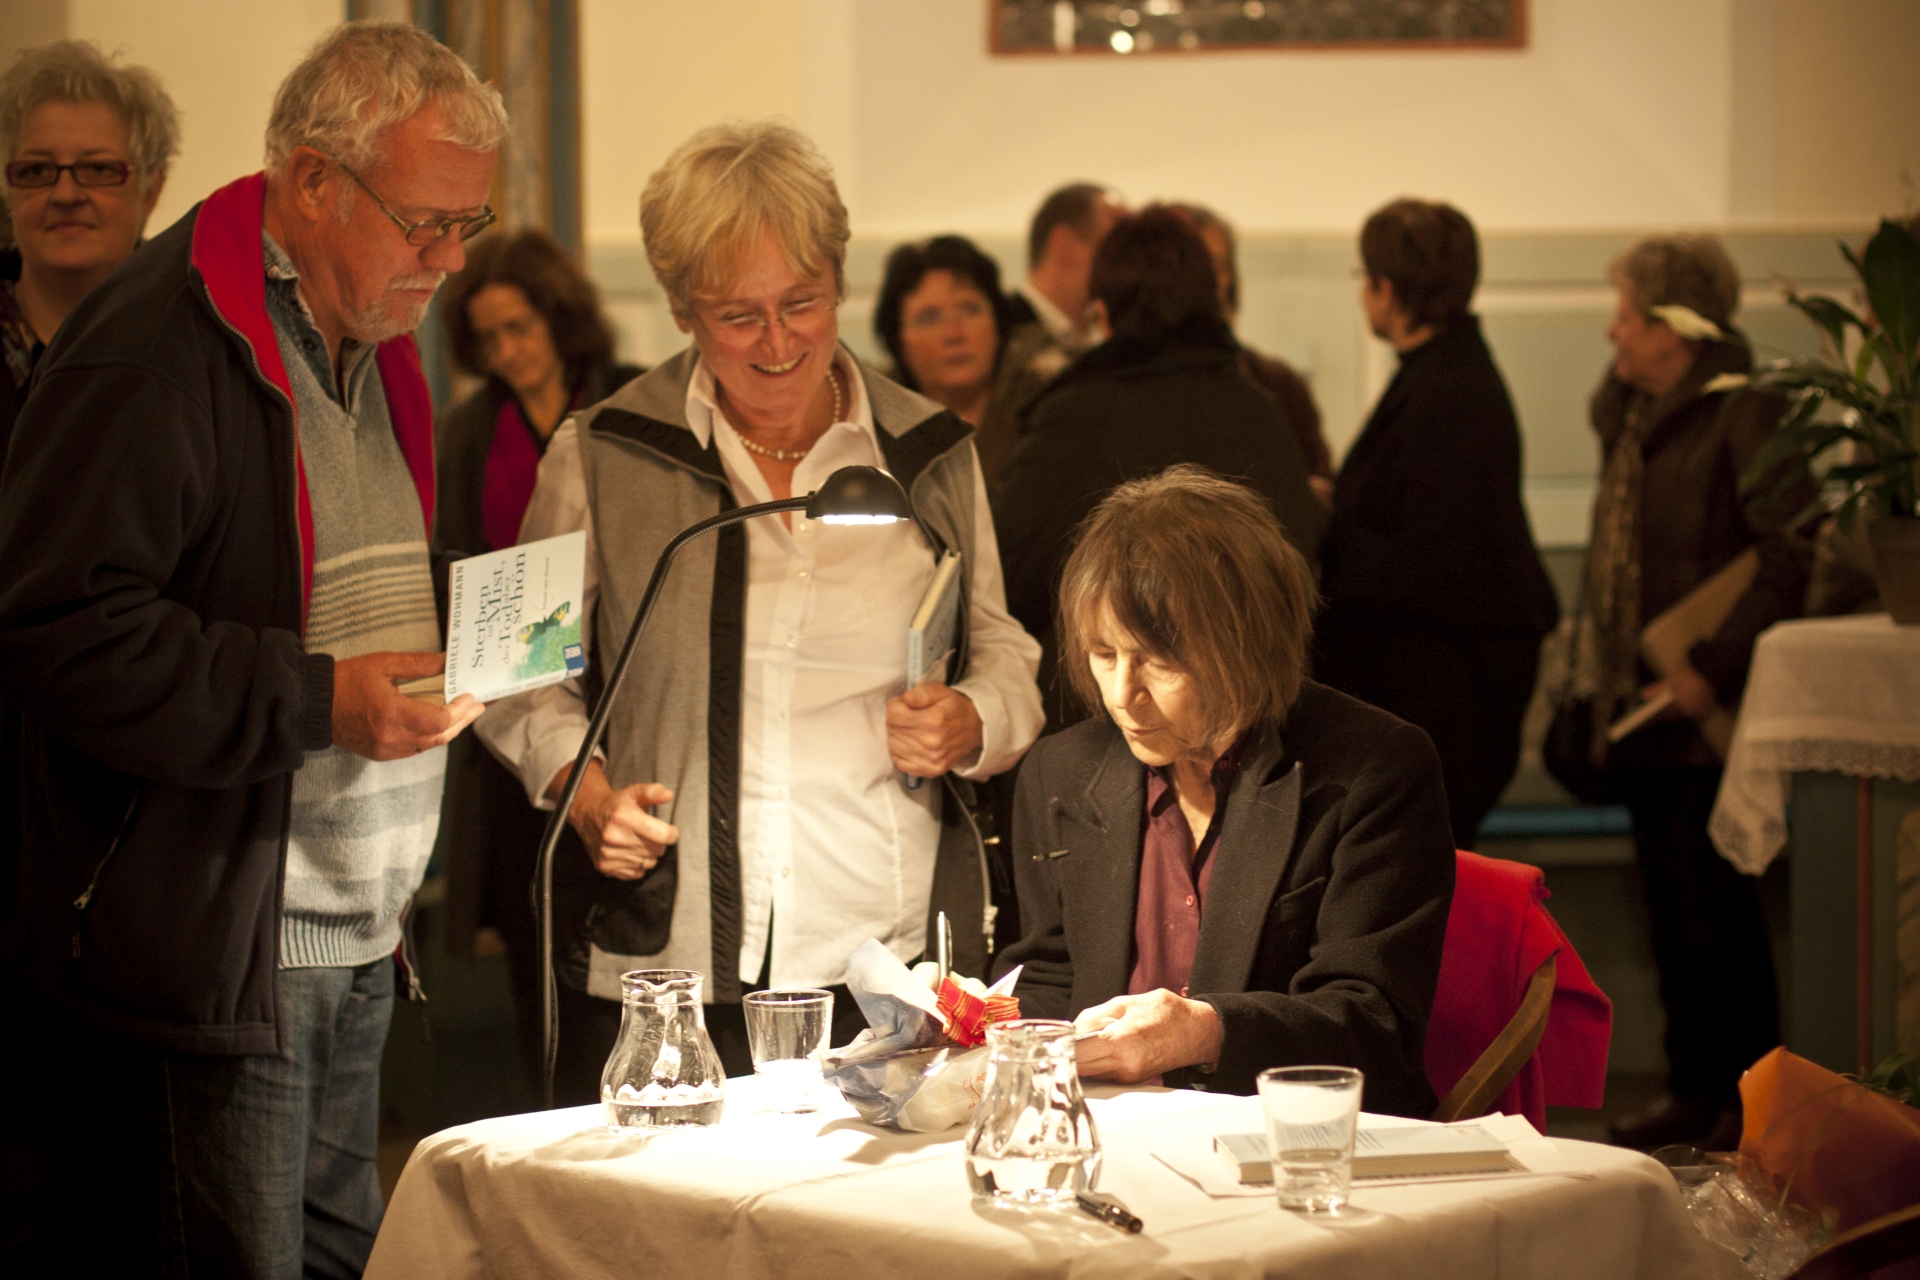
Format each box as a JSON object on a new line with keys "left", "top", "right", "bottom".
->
{"left": 475, "top": 349, "right": 1043, "bottom": 989}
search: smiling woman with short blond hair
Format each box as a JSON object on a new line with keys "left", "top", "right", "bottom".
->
{"left": 994, "top": 465, "right": 1454, "bottom": 1117}
{"left": 475, "top": 121, "right": 1043, "bottom": 1101}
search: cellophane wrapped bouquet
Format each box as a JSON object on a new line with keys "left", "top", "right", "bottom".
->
{"left": 822, "top": 938, "right": 1021, "bottom": 1132}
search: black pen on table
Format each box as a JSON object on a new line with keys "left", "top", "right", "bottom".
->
{"left": 1075, "top": 1193, "right": 1144, "bottom": 1234}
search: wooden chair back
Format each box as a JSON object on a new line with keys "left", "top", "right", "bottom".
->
{"left": 1432, "top": 952, "right": 1556, "bottom": 1123}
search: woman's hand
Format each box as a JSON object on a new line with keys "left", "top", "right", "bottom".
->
{"left": 548, "top": 760, "right": 679, "bottom": 880}
{"left": 885, "top": 683, "right": 983, "bottom": 778}
{"left": 1640, "top": 665, "right": 1717, "bottom": 720}
{"left": 1071, "top": 989, "right": 1224, "bottom": 1084}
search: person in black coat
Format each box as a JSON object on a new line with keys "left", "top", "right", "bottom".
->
{"left": 992, "top": 206, "right": 1327, "bottom": 731}
{"left": 993, "top": 468, "right": 1453, "bottom": 1117}
{"left": 1314, "top": 200, "right": 1558, "bottom": 848}
{"left": 432, "top": 228, "right": 640, "bottom": 1104}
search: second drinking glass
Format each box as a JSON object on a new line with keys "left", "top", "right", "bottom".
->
{"left": 743, "top": 988, "right": 834, "bottom": 1113}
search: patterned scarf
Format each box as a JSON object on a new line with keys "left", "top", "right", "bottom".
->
{"left": 1574, "top": 396, "right": 1654, "bottom": 749}
{"left": 0, "top": 273, "right": 36, "bottom": 397}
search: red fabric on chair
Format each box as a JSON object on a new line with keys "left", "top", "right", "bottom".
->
{"left": 1425, "top": 850, "right": 1613, "bottom": 1130}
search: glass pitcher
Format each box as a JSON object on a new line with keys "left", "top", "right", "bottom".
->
{"left": 601, "top": 969, "right": 728, "bottom": 1130}
{"left": 964, "top": 1019, "right": 1101, "bottom": 1203}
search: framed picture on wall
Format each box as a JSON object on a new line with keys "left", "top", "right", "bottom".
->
{"left": 989, "top": 0, "right": 1527, "bottom": 56}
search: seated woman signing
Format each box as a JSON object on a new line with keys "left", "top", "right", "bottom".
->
{"left": 993, "top": 465, "right": 1455, "bottom": 1117}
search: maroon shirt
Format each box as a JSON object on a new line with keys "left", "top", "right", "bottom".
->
{"left": 1127, "top": 742, "right": 1245, "bottom": 998}
{"left": 480, "top": 396, "right": 544, "bottom": 553}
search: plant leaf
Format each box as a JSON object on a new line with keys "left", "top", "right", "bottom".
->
{"left": 1789, "top": 293, "right": 1865, "bottom": 355}
{"left": 1860, "top": 219, "right": 1920, "bottom": 376}
{"left": 1650, "top": 304, "right": 1725, "bottom": 341}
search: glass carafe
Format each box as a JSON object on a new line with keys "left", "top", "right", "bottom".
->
{"left": 601, "top": 969, "right": 728, "bottom": 1130}
{"left": 964, "top": 1019, "right": 1101, "bottom": 1203}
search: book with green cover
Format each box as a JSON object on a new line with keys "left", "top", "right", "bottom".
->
{"left": 442, "top": 531, "right": 588, "bottom": 703}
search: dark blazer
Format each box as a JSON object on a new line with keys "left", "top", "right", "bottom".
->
{"left": 991, "top": 315, "right": 1328, "bottom": 728}
{"left": 1317, "top": 316, "right": 1555, "bottom": 638}
{"left": 1314, "top": 316, "right": 1557, "bottom": 845}
{"left": 993, "top": 682, "right": 1455, "bottom": 1117}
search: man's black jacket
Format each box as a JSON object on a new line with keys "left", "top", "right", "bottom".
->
{"left": 0, "top": 173, "right": 436, "bottom": 1056}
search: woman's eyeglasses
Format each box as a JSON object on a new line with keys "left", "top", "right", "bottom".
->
{"left": 5, "top": 159, "right": 134, "bottom": 188}
{"left": 702, "top": 296, "right": 836, "bottom": 340}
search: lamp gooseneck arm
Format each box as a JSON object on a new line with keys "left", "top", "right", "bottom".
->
{"left": 536, "top": 493, "right": 809, "bottom": 1106}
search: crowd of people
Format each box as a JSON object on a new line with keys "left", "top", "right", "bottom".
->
{"left": 0, "top": 18, "right": 1829, "bottom": 1275}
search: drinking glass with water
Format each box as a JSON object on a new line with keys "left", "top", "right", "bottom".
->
{"left": 743, "top": 989, "right": 833, "bottom": 1113}
{"left": 1257, "top": 1065, "right": 1364, "bottom": 1213}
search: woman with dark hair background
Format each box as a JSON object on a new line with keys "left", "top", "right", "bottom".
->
{"left": 1312, "top": 199, "right": 1557, "bottom": 851}
{"left": 991, "top": 205, "right": 1326, "bottom": 731}
{"left": 432, "top": 227, "right": 641, "bottom": 1106}
{"left": 874, "top": 234, "right": 1019, "bottom": 476}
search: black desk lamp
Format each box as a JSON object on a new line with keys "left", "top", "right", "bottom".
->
{"left": 534, "top": 464, "right": 915, "bottom": 1105}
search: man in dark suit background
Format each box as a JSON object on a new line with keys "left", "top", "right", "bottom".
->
{"left": 1313, "top": 199, "right": 1559, "bottom": 849}
{"left": 995, "top": 467, "right": 1453, "bottom": 1118}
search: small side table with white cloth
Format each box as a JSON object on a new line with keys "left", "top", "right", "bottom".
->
{"left": 365, "top": 1080, "right": 1737, "bottom": 1280}
{"left": 1709, "top": 612, "right": 1920, "bottom": 1074}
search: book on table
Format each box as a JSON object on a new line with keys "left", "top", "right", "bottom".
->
{"left": 403, "top": 532, "right": 588, "bottom": 705}
{"left": 1214, "top": 1124, "right": 1513, "bottom": 1182}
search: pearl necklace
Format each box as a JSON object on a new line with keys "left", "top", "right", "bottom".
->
{"left": 736, "top": 365, "right": 844, "bottom": 463}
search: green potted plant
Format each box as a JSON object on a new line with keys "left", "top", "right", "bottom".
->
{"left": 1737, "top": 218, "right": 1920, "bottom": 623}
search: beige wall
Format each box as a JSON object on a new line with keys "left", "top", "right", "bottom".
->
{"left": 580, "top": 0, "right": 805, "bottom": 246}
{"left": 578, "top": 0, "right": 1920, "bottom": 245}
{"left": 1775, "top": 0, "right": 1920, "bottom": 224}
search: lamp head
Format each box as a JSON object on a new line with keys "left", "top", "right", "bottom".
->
{"left": 806, "top": 465, "right": 913, "bottom": 525}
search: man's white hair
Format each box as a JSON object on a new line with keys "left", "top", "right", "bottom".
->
{"left": 264, "top": 20, "right": 506, "bottom": 174}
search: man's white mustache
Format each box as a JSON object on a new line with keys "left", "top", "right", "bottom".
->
{"left": 388, "top": 273, "right": 446, "bottom": 294}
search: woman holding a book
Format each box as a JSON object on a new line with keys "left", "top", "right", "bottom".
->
{"left": 474, "top": 122, "right": 1043, "bottom": 1101}
{"left": 1581, "top": 234, "right": 1812, "bottom": 1152}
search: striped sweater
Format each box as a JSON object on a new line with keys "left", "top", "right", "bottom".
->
{"left": 266, "top": 235, "right": 445, "bottom": 969}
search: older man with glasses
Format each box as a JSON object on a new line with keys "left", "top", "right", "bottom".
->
{"left": 0, "top": 21, "right": 503, "bottom": 1276}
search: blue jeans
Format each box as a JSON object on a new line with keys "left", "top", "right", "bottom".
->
{"left": 24, "top": 958, "right": 394, "bottom": 1277}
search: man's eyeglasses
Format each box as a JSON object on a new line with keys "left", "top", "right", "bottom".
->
{"left": 330, "top": 157, "right": 495, "bottom": 247}
{"left": 5, "top": 159, "right": 134, "bottom": 189}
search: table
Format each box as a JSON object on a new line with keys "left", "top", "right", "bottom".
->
{"left": 1707, "top": 613, "right": 1920, "bottom": 1073}
{"left": 366, "top": 1080, "right": 1738, "bottom": 1280}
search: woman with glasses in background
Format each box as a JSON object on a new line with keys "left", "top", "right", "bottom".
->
{"left": 0, "top": 40, "right": 178, "bottom": 452}
{"left": 431, "top": 228, "right": 643, "bottom": 1105}
{"left": 873, "top": 235, "right": 1020, "bottom": 477}
{"left": 475, "top": 122, "right": 1043, "bottom": 1100}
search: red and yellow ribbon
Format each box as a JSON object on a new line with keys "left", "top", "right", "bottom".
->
{"left": 936, "top": 976, "right": 1020, "bottom": 1047}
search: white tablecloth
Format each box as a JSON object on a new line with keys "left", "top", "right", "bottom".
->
{"left": 365, "top": 1079, "right": 1737, "bottom": 1280}
{"left": 1710, "top": 613, "right": 1920, "bottom": 873}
